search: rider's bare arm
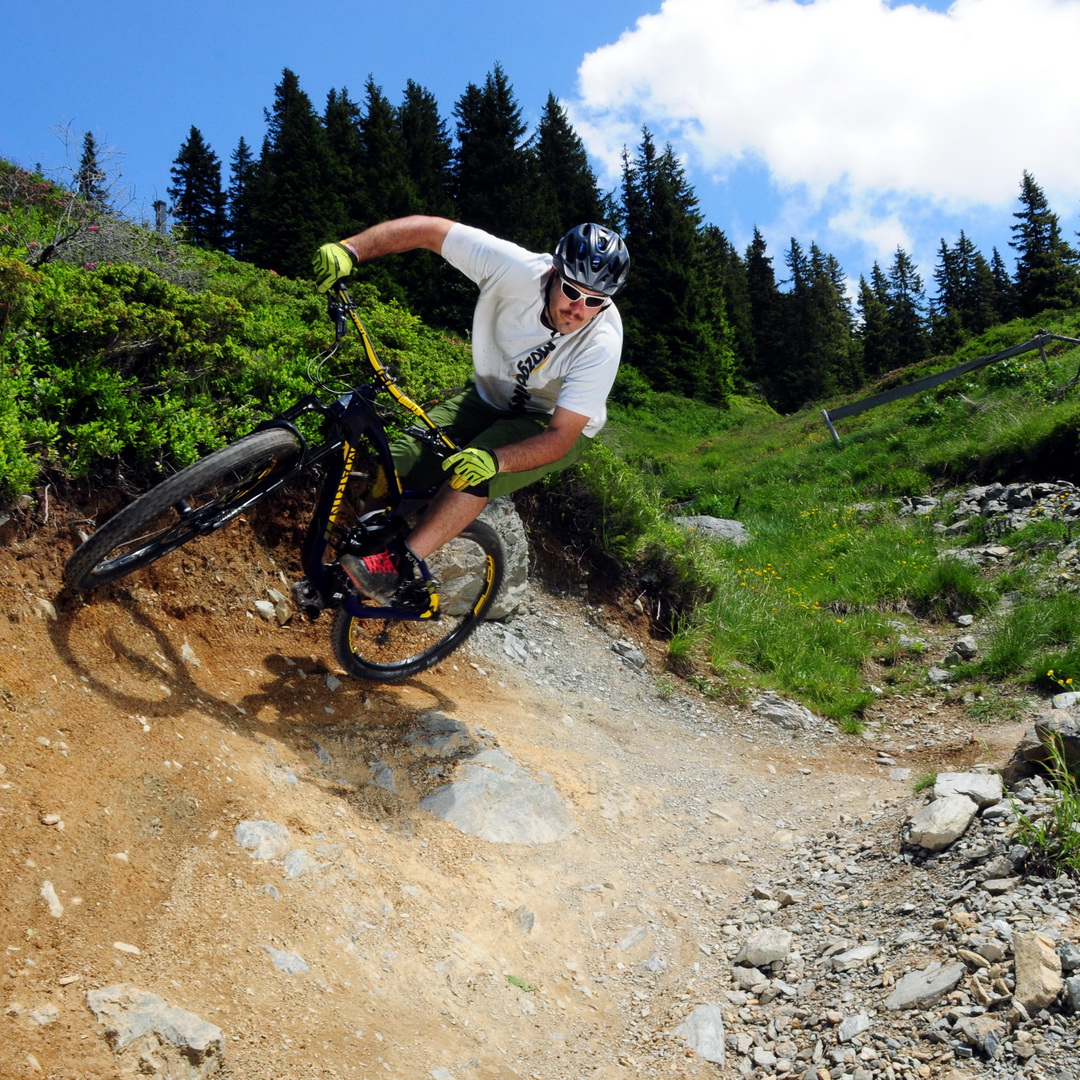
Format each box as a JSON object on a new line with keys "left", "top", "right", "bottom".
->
{"left": 341, "top": 216, "right": 455, "bottom": 262}
{"left": 492, "top": 407, "right": 589, "bottom": 474}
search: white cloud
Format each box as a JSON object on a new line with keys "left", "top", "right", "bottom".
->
{"left": 573, "top": 0, "right": 1080, "bottom": 259}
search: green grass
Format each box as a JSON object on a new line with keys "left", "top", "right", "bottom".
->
{"left": 578, "top": 318, "right": 1080, "bottom": 722}
{"left": 1014, "top": 735, "right": 1080, "bottom": 878}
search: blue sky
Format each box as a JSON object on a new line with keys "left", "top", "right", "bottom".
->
{"left": 5, "top": 0, "right": 1080, "bottom": 295}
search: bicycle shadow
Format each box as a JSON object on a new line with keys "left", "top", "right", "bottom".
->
{"left": 48, "top": 584, "right": 462, "bottom": 739}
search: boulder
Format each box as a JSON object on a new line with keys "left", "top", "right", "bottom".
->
{"left": 478, "top": 497, "right": 528, "bottom": 619}
{"left": 1001, "top": 713, "right": 1080, "bottom": 783}
{"left": 674, "top": 1004, "right": 726, "bottom": 1066}
{"left": 674, "top": 514, "right": 750, "bottom": 546}
{"left": 419, "top": 748, "right": 573, "bottom": 844}
{"left": 933, "top": 771, "right": 1002, "bottom": 808}
{"left": 907, "top": 794, "right": 979, "bottom": 851}
{"left": 1013, "top": 931, "right": 1063, "bottom": 1012}
{"left": 884, "top": 962, "right": 967, "bottom": 1010}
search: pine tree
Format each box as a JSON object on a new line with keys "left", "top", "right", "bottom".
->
{"left": 452, "top": 65, "right": 536, "bottom": 243}
{"left": 887, "top": 247, "right": 930, "bottom": 367}
{"left": 768, "top": 240, "right": 855, "bottom": 410}
{"left": 399, "top": 80, "right": 454, "bottom": 217}
{"left": 931, "top": 238, "right": 966, "bottom": 353}
{"left": 743, "top": 228, "right": 783, "bottom": 402}
{"left": 857, "top": 265, "right": 894, "bottom": 377}
{"left": 1010, "top": 170, "right": 1080, "bottom": 317}
{"left": 990, "top": 247, "right": 1015, "bottom": 321}
{"left": 618, "top": 130, "right": 731, "bottom": 400}
{"left": 344, "top": 78, "right": 420, "bottom": 307}
{"left": 76, "top": 132, "right": 108, "bottom": 207}
{"left": 811, "top": 245, "right": 860, "bottom": 392}
{"left": 397, "top": 80, "right": 462, "bottom": 328}
{"left": 245, "top": 69, "right": 342, "bottom": 277}
{"left": 932, "top": 230, "right": 1007, "bottom": 348}
{"left": 226, "top": 137, "right": 257, "bottom": 259}
{"left": 527, "top": 94, "right": 605, "bottom": 252}
{"left": 955, "top": 232, "right": 1002, "bottom": 334}
{"left": 323, "top": 87, "right": 365, "bottom": 230}
{"left": 168, "top": 126, "right": 228, "bottom": 249}
{"left": 701, "top": 226, "right": 756, "bottom": 389}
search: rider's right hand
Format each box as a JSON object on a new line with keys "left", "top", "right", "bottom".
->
{"left": 313, "top": 242, "right": 359, "bottom": 293}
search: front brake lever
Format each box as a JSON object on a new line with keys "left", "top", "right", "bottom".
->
{"left": 327, "top": 294, "right": 348, "bottom": 341}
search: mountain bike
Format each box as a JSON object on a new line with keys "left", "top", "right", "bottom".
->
{"left": 63, "top": 284, "right": 505, "bottom": 683}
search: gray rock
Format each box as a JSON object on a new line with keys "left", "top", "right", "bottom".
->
{"left": 952, "top": 635, "right": 978, "bottom": 660}
{"left": 735, "top": 927, "right": 793, "bottom": 967}
{"left": 673, "top": 1003, "right": 726, "bottom": 1065}
{"left": 884, "top": 962, "right": 966, "bottom": 1010}
{"left": 478, "top": 497, "right": 527, "bottom": 619}
{"left": 1002, "top": 713, "right": 1080, "bottom": 782}
{"left": 933, "top": 771, "right": 1003, "bottom": 808}
{"left": 235, "top": 820, "right": 292, "bottom": 861}
{"left": 955, "top": 1014, "right": 1006, "bottom": 1060}
{"left": 1059, "top": 940, "right": 1080, "bottom": 973}
{"left": 617, "top": 925, "right": 650, "bottom": 951}
{"left": 830, "top": 943, "right": 880, "bottom": 972}
{"left": 86, "top": 984, "right": 224, "bottom": 1078}
{"left": 1065, "top": 975, "right": 1080, "bottom": 1013}
{"left": 673, "top": 515, "right": 750, "bottom": 546}
{"left": 731, "top": 964, "right": 768, "bottom": 990}
{"left": 368, "top": 761, "right": 396, "bottom": 792}
{"left": 419, "top": 748, "right": 573, "bottom": 843}
{"left": 283, "top": 849, "right": 324, "bottom": 878}
{"left": 906, "top": 794, "right": 979, "bottom": 851}
{"left": 262, "top": 946, "right": 309, "bottom": 974}
{"left": 404, "top": 711, "right": 477, "bottom": 758}
{"left": 838, "top": 1013, "right": 871, "bottom": 1042}
{"left": 751, "top": 694, "right": 816, "bottom": 731}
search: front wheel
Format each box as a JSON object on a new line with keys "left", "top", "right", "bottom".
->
{"left": 64, "top": 428, "right": 300, "bottom": 591}
{"left": 330, "top": 520, "right": 504, "bottom": 682}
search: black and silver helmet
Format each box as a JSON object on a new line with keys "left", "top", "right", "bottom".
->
{"left": 552, "top": 223, "right": 629, "bottom": 296}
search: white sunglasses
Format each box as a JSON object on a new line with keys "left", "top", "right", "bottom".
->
{"left": 559, "top": 277, "right": 608, "bottom": 309}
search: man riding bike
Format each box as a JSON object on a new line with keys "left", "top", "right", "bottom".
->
{"left": 312, "top": 217, "right": 629, "bottom": 602}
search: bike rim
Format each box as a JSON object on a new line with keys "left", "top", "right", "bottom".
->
{"left": 340, "top": 538, "right": 497, "bottom": 675}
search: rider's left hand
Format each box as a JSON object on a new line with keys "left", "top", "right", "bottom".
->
{"left": 443, "top": 447, "right": 499, "bottom": 490}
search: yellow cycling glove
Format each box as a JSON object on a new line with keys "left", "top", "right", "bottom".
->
{"left": 312, "top": 242, "right": 358, "bottom": 293}
{"left": 443, "top": 447, "right": 499, "bottom": 491}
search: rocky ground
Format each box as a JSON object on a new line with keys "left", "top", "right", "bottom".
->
{"left": 0, "top": 493, "right": 1076, "bottom": 1080}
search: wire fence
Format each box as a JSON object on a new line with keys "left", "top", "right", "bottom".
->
{"left": 821, "top": 330, "right": 1080, "bottom": 443}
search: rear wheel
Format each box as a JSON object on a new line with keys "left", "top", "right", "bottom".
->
{"left": 330, "top": 520, "right": 504, "bottom": 682}
{"left": 64, "top": 428, "right": 300, "bottom": 591}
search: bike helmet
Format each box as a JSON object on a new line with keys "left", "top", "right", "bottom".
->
{"left": 552, "top": 223, "right": 629, "bottom": 296}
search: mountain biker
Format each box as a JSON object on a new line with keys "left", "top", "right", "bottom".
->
{"left": 312, "top": 217, "right": 629, "bottom": 603}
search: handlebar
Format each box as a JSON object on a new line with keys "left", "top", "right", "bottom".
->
{"left": 327, "top": 284, "right": 458, "bottom": 455}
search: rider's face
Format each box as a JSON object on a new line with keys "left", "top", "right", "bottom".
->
{"left": 545, "top": 272, "right": 608, "bottom": 335}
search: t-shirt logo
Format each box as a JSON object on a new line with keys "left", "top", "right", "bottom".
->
{"left": 510, "top": 339, "right": 557, "bottom": 411}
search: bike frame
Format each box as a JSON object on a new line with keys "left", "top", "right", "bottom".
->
{"left": 246, "top": 284, "right": 461, "bottom": 622}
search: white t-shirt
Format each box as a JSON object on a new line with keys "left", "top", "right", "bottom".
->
{"left": 440, "top": 223, "right": 623, "bottom": 438}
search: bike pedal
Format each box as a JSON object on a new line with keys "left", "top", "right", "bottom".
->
{"left": 390, "top": 579, "right": 438, "bottom": 617}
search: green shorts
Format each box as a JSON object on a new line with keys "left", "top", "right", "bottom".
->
{"left": 390, "top": 383, "right": 592, "bottom": 499}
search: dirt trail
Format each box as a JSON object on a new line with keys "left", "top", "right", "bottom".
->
{"left": 0, "top": 502, "right": 1024, "bottom": 1079}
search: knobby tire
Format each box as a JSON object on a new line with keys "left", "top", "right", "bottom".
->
{"left": 330, "top": 520, "right": 504, "bottom": 682}
{"left": 64, "top": 428, "right": 300, "bottom": 591}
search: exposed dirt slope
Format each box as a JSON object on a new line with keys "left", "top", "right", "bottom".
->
{"left": 0, "top": 498, "right": 1026, "bottom": 1079}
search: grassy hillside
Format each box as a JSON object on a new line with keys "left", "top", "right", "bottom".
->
{"left": 5, "top": 161, "right": 1080, "bottom": 729}
{"left": 554, "top": 317, "right": 1080, "bottom": 726}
